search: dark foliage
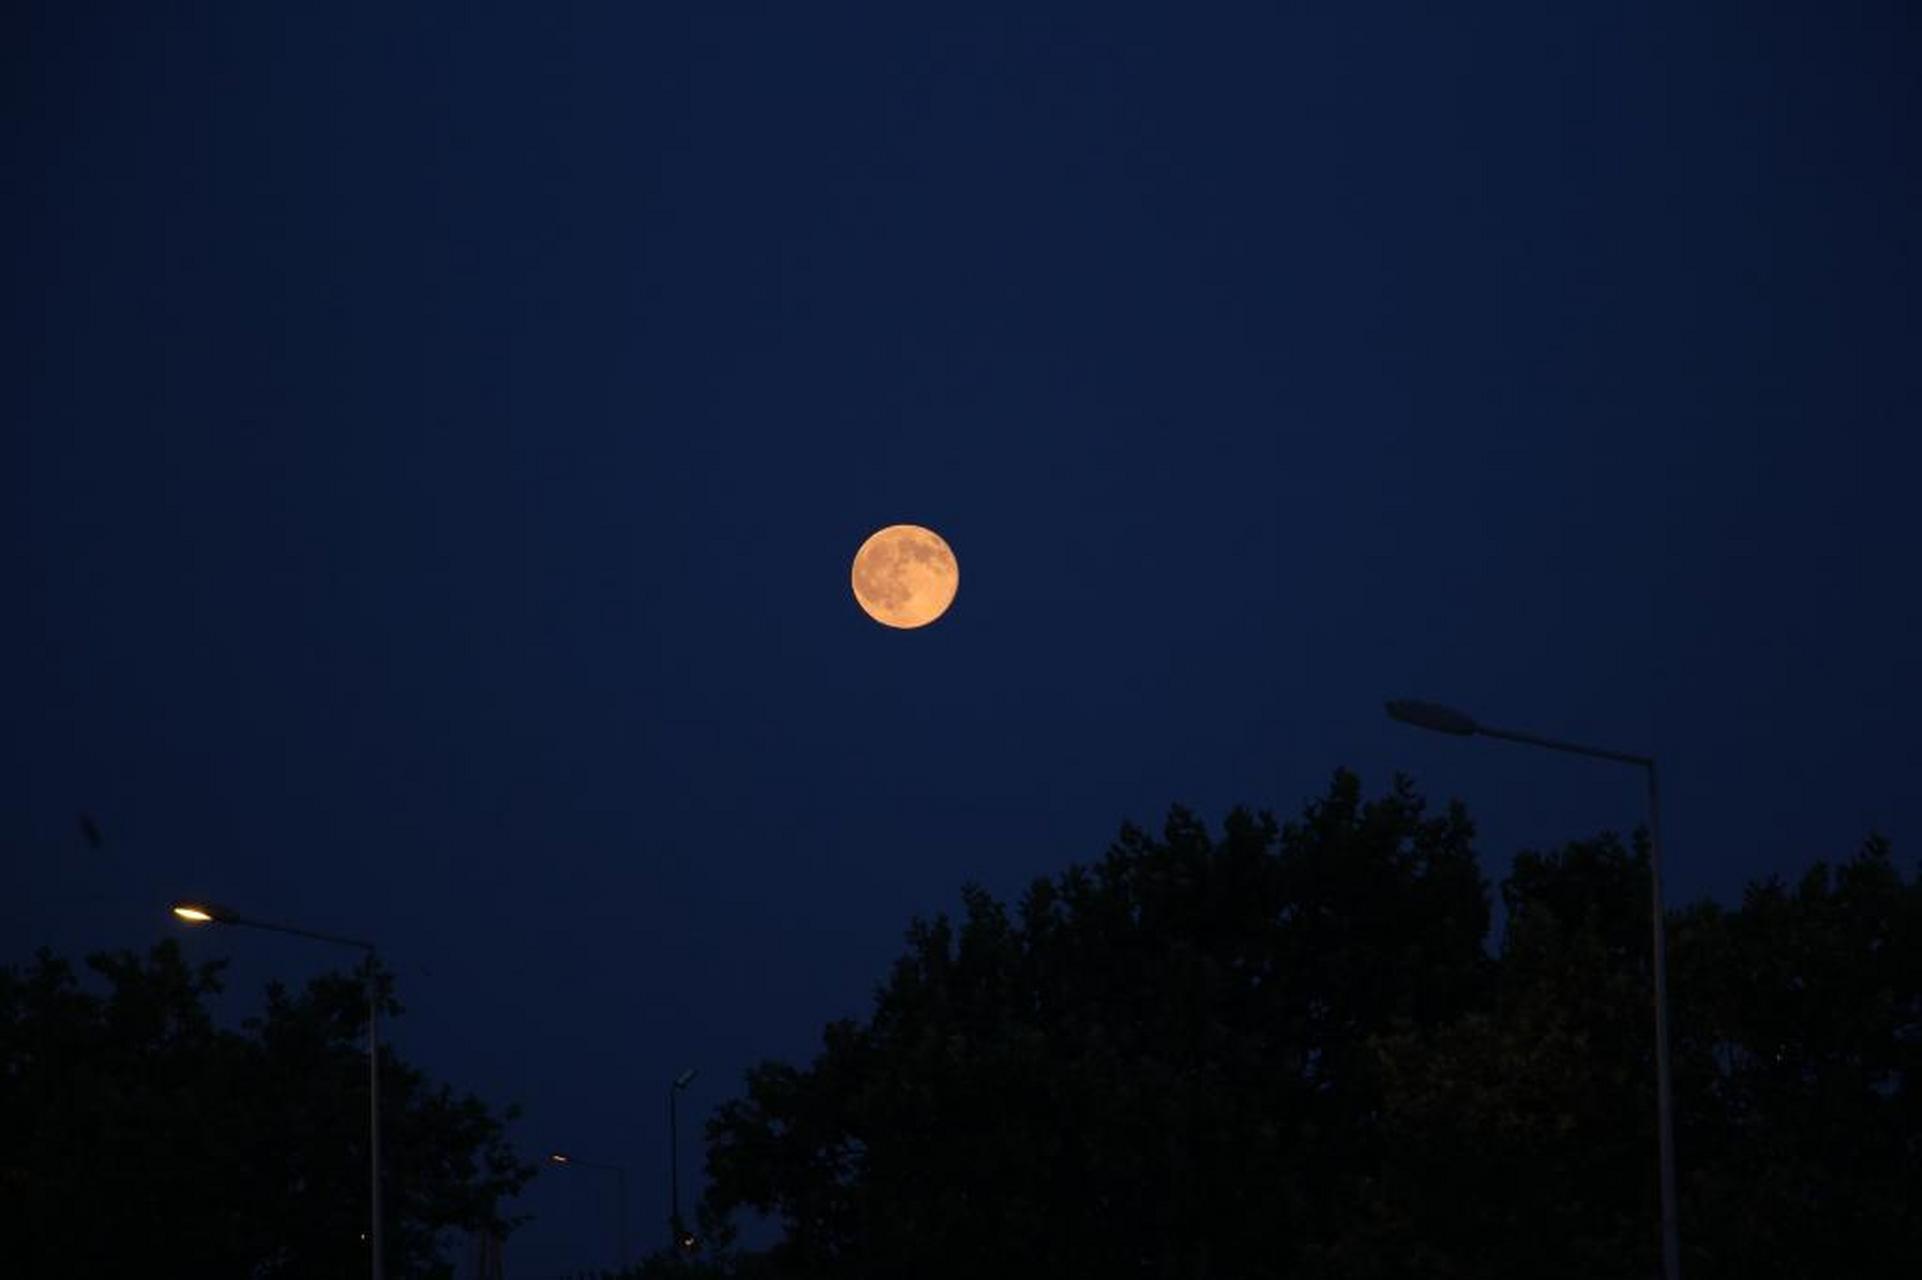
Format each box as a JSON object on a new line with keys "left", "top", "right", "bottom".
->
{"left": 0, "top": 941, "right": 534, "bottom": 1278}
{"left": 686, "top": 770, "right": 1921, "bottom": 1279}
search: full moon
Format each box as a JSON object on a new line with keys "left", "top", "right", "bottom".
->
{"left": 851, "top": 524, "right": 959, "bottom": 629}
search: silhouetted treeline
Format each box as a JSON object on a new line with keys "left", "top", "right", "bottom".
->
{"left": 0, "top": 946, "right": 532, "bottom": 1278}
{"left": 669, "top": 770, "right": 1920, "bottom": 1279}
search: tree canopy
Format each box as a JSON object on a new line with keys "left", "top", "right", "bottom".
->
{"left": 0, "top": 940, "right": 533, "bottom": 1278}
{"left": 685, "top": 770, "right": 1921, "bottom": 1279}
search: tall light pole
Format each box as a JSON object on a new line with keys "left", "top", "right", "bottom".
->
{"left": 172, "top": 901, "right": 385, "bottom": 1280}
{"left": 1384, "top": 699, "right": 1680, "bottom": 1280}
{"left": 669, "top": 1068, "right": 698, "bottom": 1255}
{"left": 548, "top": 1152, "right": 629, "bottom": 1270}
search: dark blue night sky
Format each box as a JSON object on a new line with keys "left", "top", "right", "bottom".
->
{"left": 9, "top": 3, "right": 1917, "bottom": 1272}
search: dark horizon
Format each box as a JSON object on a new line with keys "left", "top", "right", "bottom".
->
{"left": 9, "top": 2, "right": 1918, "bottom": 1272}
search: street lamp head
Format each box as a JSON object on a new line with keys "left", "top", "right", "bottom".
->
{"left": 673, "top": 1068, "right": 698, "bottom": 1090}
{"left": 1384, "top": 699, "right": 1480, "bottom": 737}
{"left": 548, "top": 1153, "right": 571, "bottom": 1165}
{"left": 171, "top": 901, "right": 241, "bottom": 925}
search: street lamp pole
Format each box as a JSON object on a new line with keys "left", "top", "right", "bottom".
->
{"left": 669, "top": 1068, "right": 698, "bottom": 1254}
{"left": 173, "top": 902, "right": 385, "bottom": 1280}
{"left": 1383, "top": 700, "right": 1680, "bottom": 1280}
{"left": 548, "top": 1153, "right": 629, "bottom": 1269}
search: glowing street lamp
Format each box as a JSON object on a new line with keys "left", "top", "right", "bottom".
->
{"left": 548, "top": 1151, "right": 629, "bottom": 1269}
{"left": 1383, "top": 698, "right": 1681, "bottom": 1280}
{"left": 171, "top": 900, "right": 386, "bottom": 1280}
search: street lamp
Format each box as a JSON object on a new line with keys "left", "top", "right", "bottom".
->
{"left": 669, "top": 1068, "right": 699, "bottom": 1254}
{"left": 548, "top": 1151, "right": 629, "bottom": 1270}
{"left": 172, "top": 900, "right": 386, "bottom": 1280}
{"left": 1383, "top": 699, "right": 1680, "bottom": 1280}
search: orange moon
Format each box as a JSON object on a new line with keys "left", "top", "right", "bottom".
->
{"left": 851, "top": 524, "right": 959, "bottom": 629}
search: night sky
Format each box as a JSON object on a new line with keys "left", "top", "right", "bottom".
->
{"left": 9, "top": 3, "right": 1918, "bottom": 1273}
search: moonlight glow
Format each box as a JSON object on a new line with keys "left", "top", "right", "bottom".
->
{"left": 851, "top": 524, "right": 959, "bottom": 629}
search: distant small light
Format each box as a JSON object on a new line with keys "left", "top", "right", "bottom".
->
{"left": 173, "top": 906, "right": 214, "bottom": 923}
{"left": 549, "top": 1153, "right": 570, "bottom": 1164}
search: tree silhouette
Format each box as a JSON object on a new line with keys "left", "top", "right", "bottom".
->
{"left": 689, "top": 771, "right": 1921, "bottom": 1278}
{"left": 697, "top": 770, "right": 1487, "bottom": 1278}
{"left": 0, "top": 940, "right": 533, "bottom": 1278}
{"left": 1669, "top": 836, "right": 1922, "bottom": 1276}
